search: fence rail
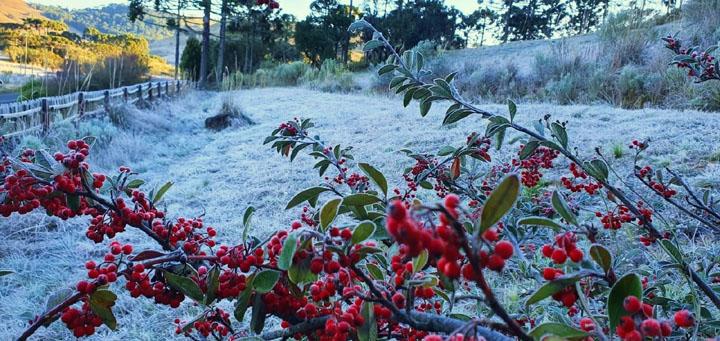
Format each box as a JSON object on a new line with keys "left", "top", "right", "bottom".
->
{"left": 0, "top": 80, "right": 193, "bottom": 138}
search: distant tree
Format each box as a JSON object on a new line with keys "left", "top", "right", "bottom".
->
{"left": 462, "top": 1, "right": 498, "bottom": 47}
{"left": 565, "top": 0, "right": 609, "bottom": 34}
{"left": 498, "top": 0, "right": 567, "bottom": 42}
{"left": 294, "top": 0, "right": 354, "bottom": 67}
{"left": 128, "top": 0, "right": 194, "bottom": 80}
{"left": 363, "top": 0, "right": 461, "bottom": 50}
{"left": 295, "top": 17, "right": 337, "bottom": 67}
{"left": 180, "top": 36, "right": 202, "bottom": 80}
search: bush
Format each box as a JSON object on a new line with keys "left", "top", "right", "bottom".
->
{"left": 598, "top": 10, "right": 657, "bottom": 69}
{"left": 4, "top": 21, "right": 720, "bottom": 341}
{"left": 617, "top": 65, "right": 649, "bottom": 109}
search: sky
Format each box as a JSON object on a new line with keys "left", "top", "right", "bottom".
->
{"left": 29, "top": 0, "right": 480, "bottom": 19}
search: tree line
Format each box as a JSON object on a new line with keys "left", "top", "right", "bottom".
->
{"left": 127, "top": 0, "right": 681, "bottom": 88}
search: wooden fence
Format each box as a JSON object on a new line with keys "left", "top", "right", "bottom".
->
{"left": 0, "top": 80, "right": 193, "bottom": 138}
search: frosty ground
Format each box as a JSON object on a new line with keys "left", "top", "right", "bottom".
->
{"left": 1, "top": 88, "right": 719, "bottom": 340}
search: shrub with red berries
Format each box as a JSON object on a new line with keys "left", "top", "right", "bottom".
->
{"left": 4, "top": 21, "right": 720, "bottom": 341}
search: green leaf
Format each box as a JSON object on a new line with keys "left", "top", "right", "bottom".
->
{"left": 320, "top": 198, "right": 342, "bottom": 230}
{"left": 66, "top": 194, "right": 80, "bottom": 212}
{"left": 357, "top": 300, "right": 378, "bottom": 341}
{"left": 286, "top": 187, "right": 329, "bottom": 209}
{"left": 352, "top": 221, "right": 376, "bottom": 244}
{"left": 366, "top": 263, "right": 385, "bottom": 280}
{"left": 358, "top": 163, "right": 388, "bottom": 196}
{"left": 250, "top": 293, "right": 266, "bottom": 334}
{"left": 278, "top": 233, "right": 298, "bottom": 271}
{"left": 234, "top": 288, "right": 252, "bottom": 322}
{"left": 153, "top": 181, "right": 173, "bottom": 203}
{"left": 480, "top": 174, "right": 520, "bottom": 232}
{"left": 529, "top": 323, "right": 589, "bottom": 340}
{"left": 126, "top": 179, "right": 144, "bottom": 189}
{"left": 585, "top": 159, "right": 609, "bottom": 181}
{"left": 607, "top": 273, "right": 643, "bottom": 331}
{"left": 519, "top": 140, "right": 539, "bottom": 160}
{"left": 526, "top": 273, "right": 585, "bottom": 307}
{"left": 46, "top": 288, "right": 74, "bottom": 311}
{"left": 204, "top": 266, "right": 221, "bottom": 306}
{"left": 419, "top": 99, "right": 432, "bottom": 117}
{"left": 660, "top": 239, "right": 683, "bottom": 264}
{"left": 589, "top": 244, "right": 613, "bottom": 273}
{"left": 552, "top": 191, "right": 578, "bottom": 226}
{"left": 508, "top": 99, "right": 517, "bottom": 122}
{"left": 412, "top": 250, "right": 428, "bottom": 273}
{"left": 242, "top": 206, "right": 255, "bottom": 243}
{"left": 163, "top": 270, "right": 204, "bottom": 302}
{"left": 288, "top": 257, "right": 318, "bottom": 285}
{"left": 0, "top": 269, "right": 13, "bottom": 277}
{"left": 253, "top": 270, "right": 280, "bottom": 294}
{"left": 342, "top": 193, "right": 381, "bottom": 207}
{"left": 363, "top": 40, "right": 385, "bottom": 51}
{"left": 88, "top": 290, "right": 117, "bottom": 330}
{"left": 550, "top": 122, "right": 568, "bottom": 148}
{"left": 377, "top": 64, "right": 397, "bottom": 76}
{"left": 348, "top": 19, "right": 370, "bottom": 32}
{"left": 517, "top": 216, "right": 563, "bottom": 232}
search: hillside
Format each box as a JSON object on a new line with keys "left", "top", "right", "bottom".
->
{"left": 33, "top": 3, "right": 174, "bottom": 41}
{"left": 0, "top": 0, "right": 44, "bottom": 23}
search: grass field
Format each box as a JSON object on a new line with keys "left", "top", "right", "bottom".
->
{"left": 1, "top": 87, "right": 719, "bottom": 339}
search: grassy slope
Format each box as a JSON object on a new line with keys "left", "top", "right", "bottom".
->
{"left": 1, "top": 88, "right": 719, "bottom": 339}
{"left": 0, "top": 0, "right": 44, "bottom": 24}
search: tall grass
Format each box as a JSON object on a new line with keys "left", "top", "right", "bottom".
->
{"left": 221, "top": 60, "right": 359, "bottom": 93}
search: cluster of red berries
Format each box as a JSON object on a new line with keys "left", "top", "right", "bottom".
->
{"left": 637, "top": 165, "right": 677, "bottom": 198}
{"left": 595, "top": 205, "right": 634, "bottom": 230}
{"left": 278, "top": 121, "right": 299, "bottom": 136}
{"left": 541, "top": 232, "right": 584, "bottom": 264}
{"left": 561, "top": 163, "right": 602, "bottom": 195}
{"left": 175, "top": 309, "right": 231, "bottom": 337}
{"left": 616, "top": 296, "right": 693, "bottom": 340}
{"left": 512, "top": 146, "right": 559, "bottom": 187}
{"left": 54, "top": 140, "right": 91, "bottom": 170}
{"left": 629, "top": 139, "right": 647, "bottom": 150}
{"left": 125, "top": 262, "right": 184, "bottom": 308}
{"left": 216, "top": 244, "right": 262, "bottom": 271}
{"left": 315, "top": 299, "right": 366, "bottom": 341}
{"left": 60, "top": 302, "right": 103, "bottom": 338}
{"left": 0, "top": 169, "right": 47, "bottom": 216}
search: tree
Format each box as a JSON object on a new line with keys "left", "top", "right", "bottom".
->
{"left": 294, "top": 0, "right": 354, "bottom": 67}
{"left": 565, "top": 0, "right": 609, "bottom": 34}
{"left": 461, "top": 2, "right": 498, "bottom": 47}
{"left": 128, "top": 0, "right": 194, "bottom": 80}
{"left": 497, "top": 0, "right": 567, "bottom": 42}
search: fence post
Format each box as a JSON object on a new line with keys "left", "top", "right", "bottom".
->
{"left": 103, "top": 90, "right": 110, "bottom": 114}
{"left": 138, "top": 84, "right": 143, "bottom": 103}
{"left": 157, "top": 82, "right": 161, "bottom": 98}
{"left": 148, "top": 82, "right": 154, "bottom": 102}
{"left": 176, "top": 80, "right": 180, "bottom": 94}
{"left": 41, "top": 99, "right": 50, "bottom": 134}
{"left": 78, "top": 92, "right": 85, "bottom": 117}
{"left": 123, "top": 87, "right": 128, "bottom": 103}
{"left": 165, "top": 82, "right": 169, "bottom": 97}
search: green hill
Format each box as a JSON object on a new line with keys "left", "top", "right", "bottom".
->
{"left": 34, "top": 3, "right": 174, "bottom": 41}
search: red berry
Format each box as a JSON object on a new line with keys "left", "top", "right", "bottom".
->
{"left": 486, "top": 254, "right": 505, "bottom": 271}
{"left": 640, "top": 318, "right": 661, "bottom": 336}
{"left": 674, "top": 309, "right": 694, "bottom": 328}
{"left": 551, "top": 248, "right": 567, "bottom": 264}
{"left": 444, "top": 194, "right": 460, "bottom": 208}
{"left": 568, "top": 248, "right": 583, "bottom": 262}
{"left": 623, "top": 296, "right": 642, "bottom": 313}
{"left": 494, "top": 240, "right": 514, "bottom": 259}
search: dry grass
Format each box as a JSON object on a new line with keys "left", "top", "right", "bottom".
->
{"left": 2, "top": 88, "right": 720, "bottom": 339}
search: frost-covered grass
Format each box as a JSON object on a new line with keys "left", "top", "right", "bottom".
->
{"left": 1, "top": 88, "right": 720, "bottom": 339}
